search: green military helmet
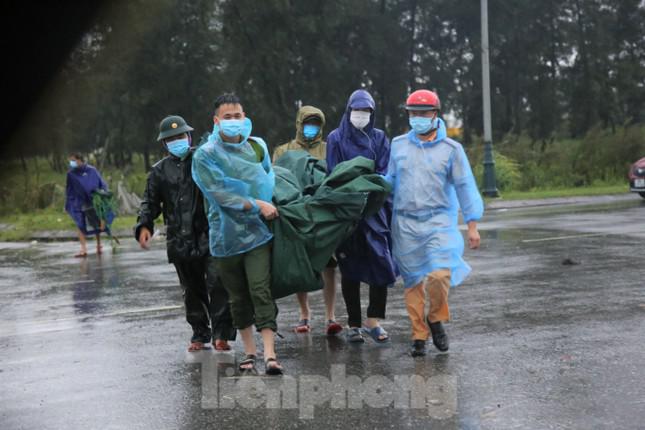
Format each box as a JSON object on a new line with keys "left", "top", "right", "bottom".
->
{"left": 157, "top": 115, "right": 194, "bottom": 141}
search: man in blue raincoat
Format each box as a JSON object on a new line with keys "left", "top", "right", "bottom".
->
{"left": 192, "top": 93, "right": 283, "bottom": 376}
{"left": 64, "top": 153, "right": 109, "bottom": 257}
{"left": 327, "top": 89, "right": 398, "bottom": 344}
{"left": 386, "top": 89, "right": 483, "bottom": 357}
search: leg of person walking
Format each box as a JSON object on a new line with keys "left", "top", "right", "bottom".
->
{"left": 365, "top": 284, "right": 388, "bottom": 342}
{"left": 323, "top": 266, "right": 342, "bottom": 335}
{"left": 174, "top": 259, "right": 213, "bottom": 351}
{"left": 341, "top": 277, "right": 364, "bottom": 342}
{"left": 426, "top": 269, "right": 451, "bottom": 351}
{"left": 215, "top": 253, "right": 258, "bottom": 373}
{"left": 243, "top": 243, "right": 282, "bottom": 375}
{"left": 294, "top": 292, "right": 311, "bottom": 333}
{"left": 76, "top": 230, "right": 88, "bottom": 257}
{"left": 405, "top": 281, "right": 430, "bottom": 356}
{"left": 205, "top": 256, "right": 236, "bottom": 350}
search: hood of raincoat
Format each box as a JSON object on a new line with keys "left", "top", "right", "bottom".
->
{"left": 294, "top": 105, "right": 326, "bottom": 149}
{"left": 327, "top": 89, "right": 390, "bottom": 175}
{"left": 334, "top": 89, "right": 380, "bottom": 159}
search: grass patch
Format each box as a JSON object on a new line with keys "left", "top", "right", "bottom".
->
{"left": 492, "top": 183, "right": 629, "bottom": 201}
{"left": 0, "top": 207, "right": 138, "bottom": 241}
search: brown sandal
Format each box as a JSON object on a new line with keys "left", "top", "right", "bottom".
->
{"left": 188, "top": 341, "right": 205, "bottom": 352}
{"left": 294, "top": 319, "right": 310, "bottom": 333}
{"left": 214, "top": 340, "right": 231, "bottom": 351}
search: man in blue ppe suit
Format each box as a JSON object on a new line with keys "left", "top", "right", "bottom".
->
{"left": 386, "top": 89, "right": 483, "bottom": 357}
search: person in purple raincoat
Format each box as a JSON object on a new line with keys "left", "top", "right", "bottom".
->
{"left": 64, "top": 153, "right": 108, "bottom": 257}
{"left": 326, "top": 89, "right": 398, "bottom": 343}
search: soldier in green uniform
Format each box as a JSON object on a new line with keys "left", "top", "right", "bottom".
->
{"left": 135, "top": 115, "right": 236, "bottom": 352}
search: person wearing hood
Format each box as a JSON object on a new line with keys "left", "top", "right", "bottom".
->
{"left": 192, "top": 93, "right": 283, "bottom": 376}
{"left": 273, "top": 106, "right": 342, "bottom": 336}
{"left": 135, "top": 115, "right": 236, "bottom": 352}
{"left": 386, "top": 90, "right": 483, "bottom": 357}
{"left": 326, "top": 89, "right": 398, "bottom": 344}
{"left": 65, "top": 153, "right": 109, "bottom": 257}
{"left": 273, "top": 105, "right": 326, "bottom": 161}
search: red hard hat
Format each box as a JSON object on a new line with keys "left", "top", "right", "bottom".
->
{"left": 406, "top": 89, "right": 441, "bottom": 111}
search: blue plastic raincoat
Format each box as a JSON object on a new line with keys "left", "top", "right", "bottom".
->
{"left": 64, "top": 164, "right": 108, "bottom": 235}
{"left": 191, "top": 118, "right": 275, "bottom": 257}
{"left": 386, "top": 119, "right": 483, "bottom": 288}
{"left": 326, "top": 89, "right": 398, "bottom": 286}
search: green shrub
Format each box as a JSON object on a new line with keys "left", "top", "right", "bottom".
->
{"left": 474, "top": 152, "right": 521, "bottom": 191}
{"left": 465, "top": 124, "right": 644, "bottom": 193}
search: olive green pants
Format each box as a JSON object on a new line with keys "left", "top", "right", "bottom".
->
{"left": 214, "top": 243, "right": 277, "bottom": 332}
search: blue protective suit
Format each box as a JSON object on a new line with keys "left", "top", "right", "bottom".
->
{"left": 326, "top": 89, "right": 398, "bottom": 286}
{"left": 64, "top": 164, "right": 108, "bottom": 235}
{"left": 386, "top": 119, "right": 484, "bottom": 288}
{"left": 191, "top": 118, "right": 275, "bottom": 258}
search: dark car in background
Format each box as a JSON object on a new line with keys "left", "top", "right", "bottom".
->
{"left": 629, "top": 157, "right": 645, "bottom": 198}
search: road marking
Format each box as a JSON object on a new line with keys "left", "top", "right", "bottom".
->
{"left": 521, "top": 233, "right": 607, "bottom": 243}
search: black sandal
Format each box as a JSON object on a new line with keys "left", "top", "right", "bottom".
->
{"left": 238, "top": 354, "right": 258, "bottom": 376}
{"left": 265, "top": 357, "right": 284, "bottom": 376}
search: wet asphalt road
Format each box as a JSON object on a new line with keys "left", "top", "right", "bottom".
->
{"left": 1, "top": 197, "right": 644, "bottom": 429}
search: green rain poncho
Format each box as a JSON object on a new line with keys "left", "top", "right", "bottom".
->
{"left": 270, "top": 151, "right": 391, "bottom": 299}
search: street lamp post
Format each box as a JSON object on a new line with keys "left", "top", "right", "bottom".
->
{"left": 481, "top": 0, "right": 499, "bottom": 197}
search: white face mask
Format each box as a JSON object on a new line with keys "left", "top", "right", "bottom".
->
{"left": 349, "top": 110, "right": 371, "bottom": 129}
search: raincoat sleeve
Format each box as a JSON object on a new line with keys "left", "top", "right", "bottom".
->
{"left": 449, "top": 145, "right": 484, "bottom": 223}
{"left": 325, "top": 131, "right": 341, "bottom": 174}
{"left": 375, "top": 132, "right": 391, "bottom": 175}
{"left": 383, "top": 145, "right": 397, "bottom": 186}
{"left": 191, "top": 146, "right": 260, "bottom": 213}
{"left": 134, "top": 167, "right": 162, "bottom": 239}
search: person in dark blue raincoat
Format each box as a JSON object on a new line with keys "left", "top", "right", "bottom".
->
{"left": 64, "top": 153, "right": 108, "bottom": 257}
{"left": 326, "top": 89, "right": 398, "bottom": 343}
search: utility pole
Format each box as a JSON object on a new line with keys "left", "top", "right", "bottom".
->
{"left": 481, "top": 0, "right": 499, "bottom": 197}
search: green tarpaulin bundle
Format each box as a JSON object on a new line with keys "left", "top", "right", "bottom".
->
{"left": 270, "top": 151, "right": 391, "bottom": 299}
{"left": 90, "top": 189, "right": 118, "bottom": 242}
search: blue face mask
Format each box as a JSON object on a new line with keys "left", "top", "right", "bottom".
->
{"left": 302, "top": 124, "right": 320, "bottom": 140}
{"left": 166, "top": 138, "right": 190, "bottom": 158}
{"left": 69, "top": 160, "right": 78, "bottom": 169}
{"left": 409, "top": 116, "right": 437, "bottom": 135}
{"left": 219, "top": 119, "right": 245, "bottom": 138}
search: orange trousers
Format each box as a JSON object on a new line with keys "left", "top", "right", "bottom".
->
{"left": 404, "top": 269, "right": 451, "bottom": 341}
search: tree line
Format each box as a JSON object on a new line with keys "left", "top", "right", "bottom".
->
{"left": 5, "top": 0, "right": 644, "bottom": 172}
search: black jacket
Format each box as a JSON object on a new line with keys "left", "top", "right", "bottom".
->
{"left": 134, "top": 150, "right": 209, "bottom": 262}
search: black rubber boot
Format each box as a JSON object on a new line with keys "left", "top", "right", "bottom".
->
{"left": 429, "top": 321, "right": 449, "bottom": 352}
{"left": 411, "top": 339, "right": 427, "bottom": 357}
